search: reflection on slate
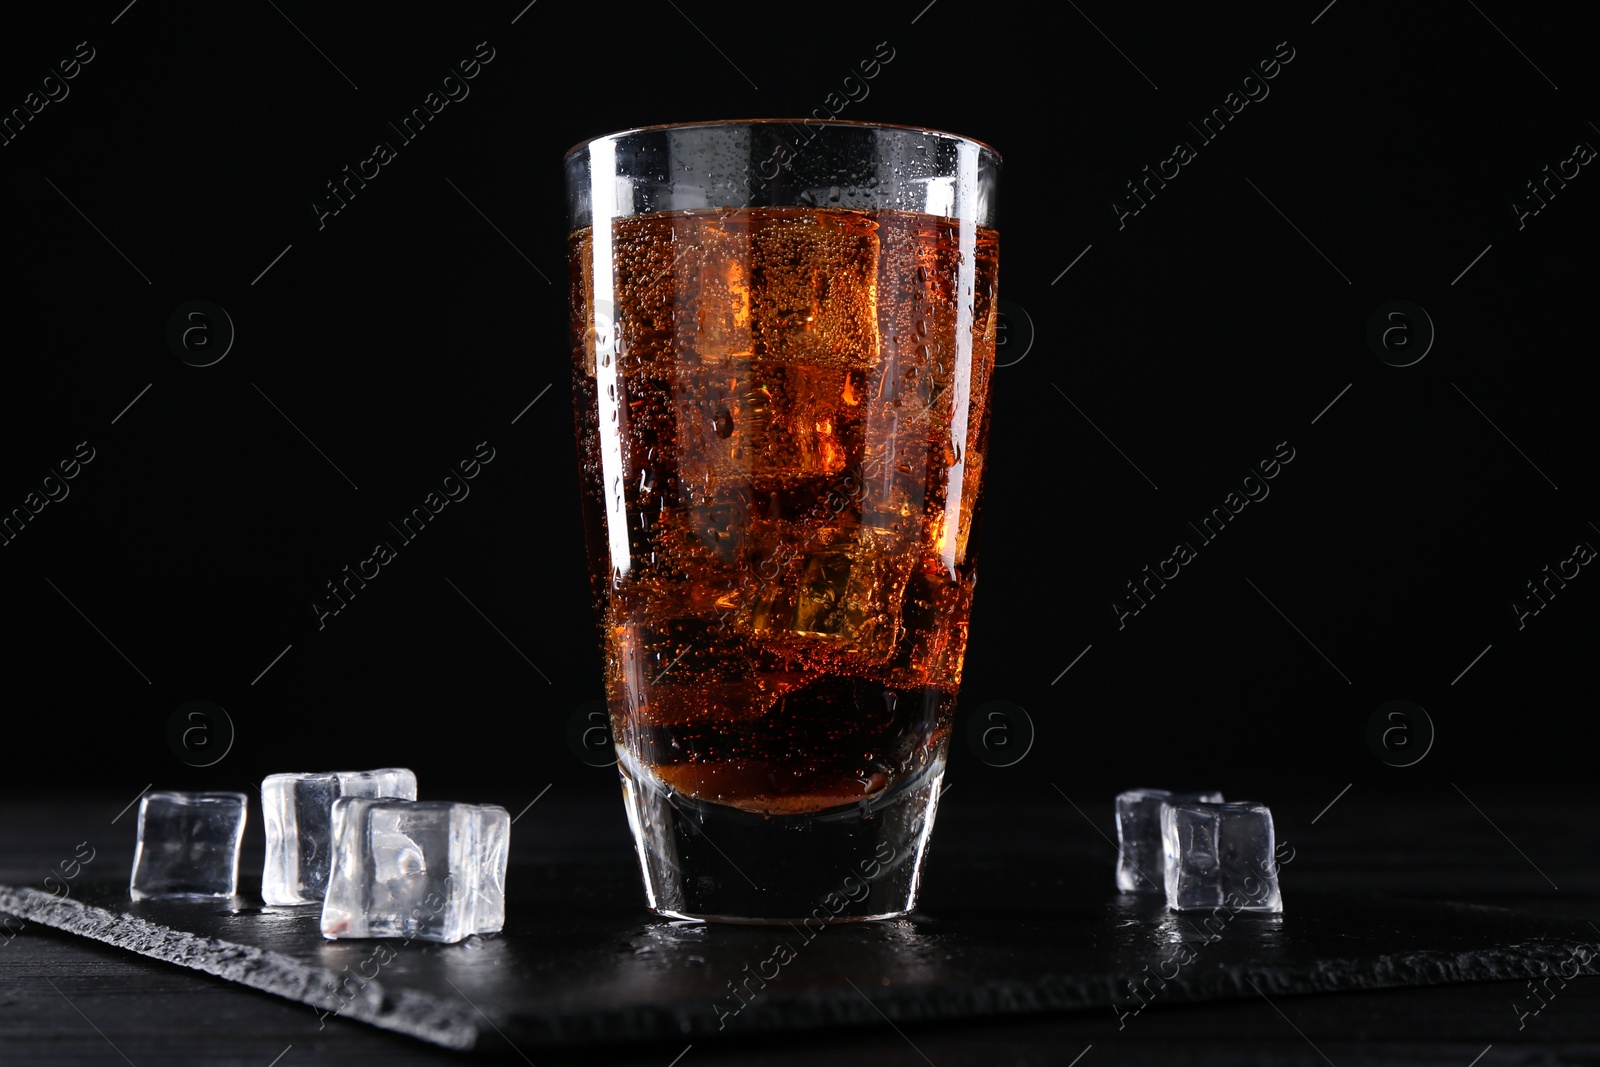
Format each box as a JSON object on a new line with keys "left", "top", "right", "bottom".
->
{"left": 4, "top": 858, "right": 1598, "bottom": 1053}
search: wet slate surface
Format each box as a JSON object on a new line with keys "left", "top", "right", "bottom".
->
{"left": 5, "top": 852, "right": 1598, "bottom": 1053}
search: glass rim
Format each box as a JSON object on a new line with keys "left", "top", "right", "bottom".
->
{"left": 563, "top": 117, "right": 1001, "bottom": 163}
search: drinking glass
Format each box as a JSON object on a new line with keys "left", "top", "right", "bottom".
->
{"left": 565, "top": 119, "right": 1000, "bottom": 922}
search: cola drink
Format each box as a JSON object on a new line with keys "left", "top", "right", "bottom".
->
{"left": 570, "top": 205, "right": 999, "bottom": 816}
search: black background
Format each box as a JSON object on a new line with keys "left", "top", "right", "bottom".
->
{"left": 1, "top": 0, "right": 1594, "bottom": 818}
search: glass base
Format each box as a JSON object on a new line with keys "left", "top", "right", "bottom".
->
{"left": 616, "top": 751, "right": 946, "bottom": 924}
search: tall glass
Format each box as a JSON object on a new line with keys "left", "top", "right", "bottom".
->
{"left": 565, "top": 120, "right": 1000, "bottom": 922}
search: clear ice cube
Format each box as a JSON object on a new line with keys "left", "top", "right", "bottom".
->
{"left": 320, "top": 798, "right": 510, "bottom": 944}
{"left": 129, "top": 791, "right": 248, "bottom": 901}
{"left": 1160, "top": 800, "right": 1282, "bottom": 913}
{"left": 260, "top": 768, "right": 417, "bottom": 906}
{"left": 1115, "top": 788, "right": 1224, "bottom": 892}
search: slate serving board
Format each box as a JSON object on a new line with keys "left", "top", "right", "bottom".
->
{"left": 4, "top": 856, "right": 1597, "bottom": 1054}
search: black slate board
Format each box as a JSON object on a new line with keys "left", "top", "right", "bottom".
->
{"left": 5, "top": 857, "right": 1598, "bottom": 1054}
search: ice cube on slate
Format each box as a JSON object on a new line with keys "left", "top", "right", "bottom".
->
{"left": 1115, "top": 788, "right": 1224, "bottom": 892}
{"left": 261, "top": 768, "right": 417, "bottom": 905}
{"left": 1161, "top": 800, "right": 1282, "bottom": 913}
{"left": 129, "top": 791, "right": 248, "bottom": 901}
{"left": 321, "top": 798, "right": 510, "bottom": 943}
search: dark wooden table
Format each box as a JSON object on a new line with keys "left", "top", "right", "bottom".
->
{"left": 4, "top": 787, "right": 1597, "bottom": 1066}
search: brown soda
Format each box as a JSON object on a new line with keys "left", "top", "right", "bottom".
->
{"left": 570, "top": 207, "right": 998, "bottom": 815}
